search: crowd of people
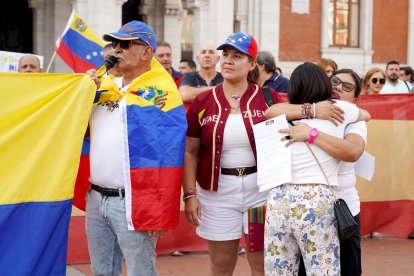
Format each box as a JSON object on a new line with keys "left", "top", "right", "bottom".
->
{"left": 17, "top": 19, "right": 413, "bottom": 276}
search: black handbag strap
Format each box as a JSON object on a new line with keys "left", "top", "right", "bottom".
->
{"left": 404, "top": 81, "right": 411, "bottom": 91}
{"left": 262, "top": 86, "right": 274, "bottom": 107}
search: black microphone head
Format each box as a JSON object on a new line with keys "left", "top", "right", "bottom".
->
{"left": 104, "top": 55, "right": 118, "bottom": 70}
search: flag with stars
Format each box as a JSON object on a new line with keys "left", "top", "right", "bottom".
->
{"left": 56, "top": 10, "right": 105, "bottom": 73}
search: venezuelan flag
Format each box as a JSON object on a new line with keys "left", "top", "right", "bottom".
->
{"left": 74, "top": 58, "right": 187, "bottom": 230}
{"left": 0, "top": 73, "right": 96, "bottom": 274}
{"left": 56, "top": 10, "right": 105, "bottom": 73}
{"left": 356, "top": 94, "right": 414, "bottom": 238}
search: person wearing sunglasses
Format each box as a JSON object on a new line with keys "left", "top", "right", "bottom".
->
{"left": 85, "top": 21, "right": 187, "bottom": 276}
{"left": 265, "top": 67, "right": 370, "bottom": 276}
{"left": 362, "top": 68, "right": 386, "bottom": 94}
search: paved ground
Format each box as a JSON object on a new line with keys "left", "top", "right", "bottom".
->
{"left": 68, "top": 237, "right": 414, "bottom": 275}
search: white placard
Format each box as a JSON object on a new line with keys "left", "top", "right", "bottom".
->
{"left": 253, "top": 114, "right": 292, "bottom": 192}
{"left": 354, "top": 151, "right": 375, "bottom": 181}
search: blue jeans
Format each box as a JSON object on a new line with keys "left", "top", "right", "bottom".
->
{"left": 85, "top": 189, "right": 157, "bottom": 276}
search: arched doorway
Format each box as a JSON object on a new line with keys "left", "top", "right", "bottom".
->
{"left": 0, "top": 0, "right": 33, "bottom": 53}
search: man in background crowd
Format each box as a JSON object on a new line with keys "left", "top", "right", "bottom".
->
{"left": 179, "top": 42, "right": 223, "bottom": 104}
{"left": 256, "top": 50, "right": 289, "bottom": 92}
{"left": 179, "top": 59, "right": 196, "bottom": 74}
{"left": 381, "top": 60, "right": 410, "bottom": 93}
{"left": 155, "top": 41, "right": 182, "bottom": 87}
{"left": 399, "top": 66, "right": 414, "bottom": 90}
{"left": 18, "top": 55, "right": 42, "bottom": 73}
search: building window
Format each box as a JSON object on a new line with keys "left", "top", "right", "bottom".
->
{"left": 329, "top": 0, "right": 359, "bottom": 47}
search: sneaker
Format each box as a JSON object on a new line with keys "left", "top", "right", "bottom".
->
{"left": 238, "top": 247, "right": 246, "bottom": 254}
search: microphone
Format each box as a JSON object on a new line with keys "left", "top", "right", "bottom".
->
{"left": 96, "top": 55, "right": 119, "bottom": 78}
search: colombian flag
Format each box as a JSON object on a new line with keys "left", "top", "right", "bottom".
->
{"left": 56, "top": 10, "right": 105, "bottom": 73}
{"left": 356, "top": 94, "right": 414, "bottom": 238}
{"left": 74, "top": 58, "right": 187, "bottom": 230}
{"left": 0, "top": 73, "right": 95, "bottom": 274}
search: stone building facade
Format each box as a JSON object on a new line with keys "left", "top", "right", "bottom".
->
{"left": 1, "top": 0, "right": 413, "bottom": 75}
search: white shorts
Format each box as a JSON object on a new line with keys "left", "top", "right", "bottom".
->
{"left": 196, "top": 172, "right": 267, "bottom": 241}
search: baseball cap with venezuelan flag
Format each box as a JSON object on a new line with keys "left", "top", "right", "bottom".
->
{"left": 103, "top": 21, "right": 157, "bottom": 51}
{"left": 217, "top": 32, "right": 258, "bottom": 60}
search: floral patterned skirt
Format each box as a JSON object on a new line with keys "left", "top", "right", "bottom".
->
{"left": 264, "top": 184, "right": 340, "bottom": 276}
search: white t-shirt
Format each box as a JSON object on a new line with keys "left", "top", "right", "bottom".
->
{"left": 220, "top": 114, "right": 256, "bottom": 168}
{"left": 380, "top": 80, "right": 410, "bottom": 93}
{"left": 89, "top": 77, "right": 129, "bottom": 189}
{"left": 289, "top": 100, "right": 359, "bottom": 187}
{"left": 335, "top": 121, "right": 367, "bottom": 216}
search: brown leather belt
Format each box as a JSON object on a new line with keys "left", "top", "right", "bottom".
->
{"left": 90, "top": 183, "right": 125, "bottom": 197}
{"left": 221, "top": 166, "right": 257, "bottom": 177}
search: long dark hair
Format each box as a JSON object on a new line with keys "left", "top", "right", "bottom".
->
{"left": 247, "top": 56, "right": 260, "bottom": 84}
{"left": 288, "top": 62, "right": 332, "bottom": 104}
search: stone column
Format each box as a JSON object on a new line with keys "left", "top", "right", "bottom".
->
{"left": 256, "top": 0, "right": 279, "bottom": 60}
{"left": 234, "top": 0, "right": 248, "bottom": 32}
{"left": 189, "top": 0, "right": 233, "bottom": 56}
{"left": 72, "top": 0, "right": 126, "bottom": 37}
{"left": 28, "top": 0, "right": 52, "bottom": 61}
{"left": 163, "top": 0, "right": 184, "bottom": 69}
{"left": 359, "top": 0, "right": 373, "bottom": 73}
{"left": 320, "top": 0, "right": 329, "bottom": 51}
{"left": 140, "top": 0, "right": 159, "bottom": 37}
{"left": 29, "top": 0, "right": 73, "bottom": 72}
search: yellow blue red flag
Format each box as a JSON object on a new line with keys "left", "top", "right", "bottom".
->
{"left": 74, "top": 58, "right": 187, "bottom": 230}
{"left": 56, "top": 10, "right": 105, "bottom": 73}
{"left": 0, "top": 73, "right": 95, "bottom": 274}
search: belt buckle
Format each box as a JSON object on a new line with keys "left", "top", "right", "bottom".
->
{"left": 118, "top": 188, "right": 123, "bottom": 198}
{"left": 236, "top": 168, "right": 246, "bottom": 177}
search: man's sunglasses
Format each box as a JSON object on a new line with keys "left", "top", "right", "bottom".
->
{"left": 371, "top": 77, "right": 386, "bottom": 85}
{"left": 111, "top": 40, "right": 148, "bottom": 50}
{"left": 330, "top": 75, "right": 356, "bottom": 92}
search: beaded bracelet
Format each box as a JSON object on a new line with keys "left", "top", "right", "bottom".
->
{"left": 183, "top": 191, "right": 197, "bottom": 202}
{"left": 301, "top": 103, "right": 312, "bottom": 119}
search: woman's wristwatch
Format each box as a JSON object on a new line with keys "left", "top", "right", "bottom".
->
{"left": 307, "top": 128, "right": 319, "bottom": 145}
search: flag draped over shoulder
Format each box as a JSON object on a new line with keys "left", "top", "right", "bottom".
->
{"left": 0, "top": 73, "right": 95, "bottom": 275}
{"left": 74, "top": 58, "right": 187, "bottom": 230}
{"left": 56, "top": 10, "right": 105, "bottom": 73}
